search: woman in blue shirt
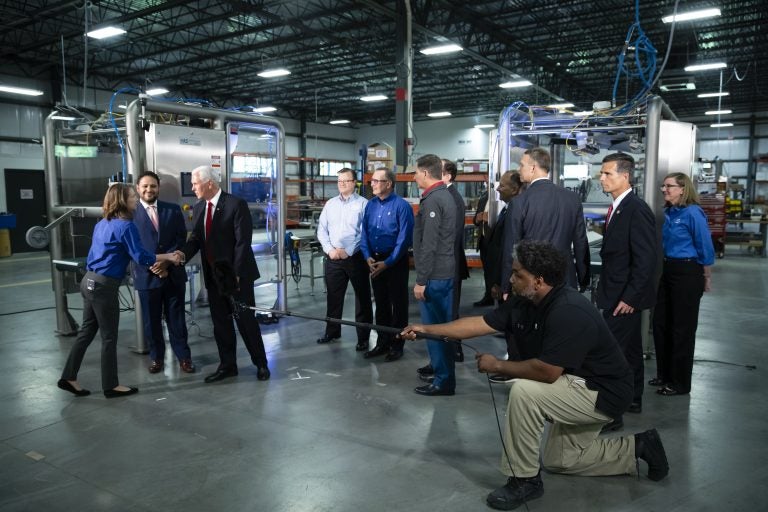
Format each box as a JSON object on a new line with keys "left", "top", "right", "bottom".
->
{"left": 58, "top": 183, "right": 180, "bottom": 398}
{"left": 651, "top": 172, "right": 715, "bottom": 396}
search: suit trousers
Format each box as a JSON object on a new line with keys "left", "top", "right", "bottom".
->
{"left": 370, "top": 254, "right": 409, "bottom": 351}
{"left": 603, "top": 309, "right": 644, "bottom": 403}
{"left": 502, "top": 375, "right": 636, "bottom": 478}
{"left": 652, "top": 260, "right": 705, "bottom": 393}
{"left": 61, "top": 272, "right": 122, "bottom": 391}
{"left": 323, "top": 252, "right": 373, "bottom": 342}
{"left": 419, "top": 278, "right": 455, "bottom": 391}
{"left": 207, "top": 278, "right": 268, "bottom": 370}
{"left": 138, "top": 280, "right": 190, "bottom": 363}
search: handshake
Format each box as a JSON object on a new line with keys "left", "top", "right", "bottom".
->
{"left": 150, "top": 250, "right": 186, "bottom": 278}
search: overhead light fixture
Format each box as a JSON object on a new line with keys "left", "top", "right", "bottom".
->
{"left": 257, "top": 68, "right": 291, "bottom": 78}
{"left": 685, "top": 62, "right": 727, "bottom": 72}
{"left": 499, "top": 80, "right": 532, "bottom": 89}
{"left": 662, "top": 8, "right": 721, "bottom": 23}
{"left": 51, "top": 115, "right": 76, "bottom": 121}
{"left": 698, "top": 92, "right": 729, "bottom": 98}
{"left": 420, "top": 43, "right": 463, "bottom": 55}
{"left": 705, "top": 109, "right": 732, "bottom": 115}
{"left": 546, "top": 103, "right": 575, "bottom": 109}
{"left": 474, "top": 124, "right": 495, "bottom": 129}
{"left": 86, "top": 26, "right": 126, "bottom": 39}
{"left": 427, "top": 111, "right": 451, "bottom": 118}
{"left": 0, "top": 85, "right": 44, "bottom": 96}
{"left": 252, "top": 106, "right": 277, "bottom": 113}
{"left": 710, "top": 122, "right": 733, "bottom": 128}
{"left": 145, "top": 87, "right": 169, "bottom": 96}
{"left": 360, "top": 94, "right": 387, "bottom": 102}
{"left": 117, "top": 103, "right": 127, "bottom": 109}
{"left": 659, "top": 78, "right": 696, "bottom": 91}
{"left": 329, "top": 119, "right": 350, "bottom": 125}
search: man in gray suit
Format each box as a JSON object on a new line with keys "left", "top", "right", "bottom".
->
{"left": 501, "top": 147, "right": 590, "bottom": 293}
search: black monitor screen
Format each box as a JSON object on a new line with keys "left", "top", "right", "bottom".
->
{"left": 180, "top": 172, "right": 195, "bottom": 197}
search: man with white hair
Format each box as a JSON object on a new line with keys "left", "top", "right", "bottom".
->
{"left": 179, "top": 165, "right": 270, "bottom": 383}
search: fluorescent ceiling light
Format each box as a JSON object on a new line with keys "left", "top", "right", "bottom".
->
{"left": 697, "top": 92, "right": 729, "bottom": 98}
{"left": 546, "top": 103, "right": 575, "bottom": 109}
{"left": 252, "top": 106, "right": 277, "bottom": 113}
{"left": 329, "top": 119, "right": 350, "bottom": 125}
{"left": 573, "top": 111, "right": 594, "bottom": 117}
{"left": 705, "top": 109, "right": 732, "bottom": 115}
{"left": 257, "top": 68, "right": 291, "bottom": 78}
{"left": 662, "top": 8, "right": 721, "bottom": 23}
{"left": 474, "top": 124, "right": 495, "bottom": 129}
{"left": 420, "top": 44, "right": 463, "bottom": 55}
{"left": 117, "top": 103, "right": 127, "bottom": 109}
{"left": 145, "top": 87, "right": 169, "bottom": 95}
{"left": 51, "top": 115, "right": 76, "bottom": 121}
{"left": 685, "top": 62, "right": 727, "bottom": 72}
{"left": 710, "top": 123, "right": 733, "bottom": 128}
{"left": 360, "top": 94, "right": 387, "bottom": 102}
{"left": 86, "top": 26, "right": 126, "bottom": 39}
{"left": 427, "top": 111, "right": 451, "bottom": 118}
{"left": 0, "top": 85, "right": 44, "bottom": 96}
{"left": 499, "top": 80, "right": 532, "bottom": 89}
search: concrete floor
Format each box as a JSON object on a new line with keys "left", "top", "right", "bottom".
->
{"left": 0, "top": 247, "right": 766, "bottom": 512}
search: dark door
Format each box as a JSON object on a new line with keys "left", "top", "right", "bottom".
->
{"left": 4, "top": 169, "right": 48, "bottom": 252}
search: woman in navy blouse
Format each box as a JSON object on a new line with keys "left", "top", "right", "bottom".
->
{"left": 651, "top": 172, "right": 715, "bottom": 396}
{"left": 58, "top": 183, "right": 180, "bottom": 398}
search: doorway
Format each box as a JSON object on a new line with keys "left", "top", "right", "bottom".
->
{"left": 4, "top": 169, "right": 48, "bottom": 253}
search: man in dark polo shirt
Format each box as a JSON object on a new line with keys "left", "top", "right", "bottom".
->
{"left": 402, "top": 240, "right": 668, "bottom": 510}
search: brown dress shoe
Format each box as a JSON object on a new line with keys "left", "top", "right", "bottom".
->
{"left": 148, "top": 361, "right": 164, "bottom": 374}
{"left": 179, "top": 359, "right": 196, "bottom": 373}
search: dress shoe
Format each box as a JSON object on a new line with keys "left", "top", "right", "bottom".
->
{"left": 487, "top": 473, "right": 544, "bottom": 510}
{"left": 355, "top": 341, "right": 368, "bottom": 352}
{"left": 635, "top": 428, "right": 669, "bottom": 481}
{"left": 148, "top": 360, "right": 164, "bottom": 374}
{"left": 414, "top": 383, "right": 454, "bottom": 396}
{"left": 204, "top": 367, "right": 238, "bottom": 383}
{"left": 417, "top": 364, "right": 434, "bottom": 376}
{"left": 648, "top": 377, "right": 665, "bottom": 386}
{"left": 57, "top": 379, "right": 90, "bottom": 397}
{"left": 179, "top": 359, "right": 196, "bottom": 373}
{"left": 473, "top": 297, "right": 495, "bottom": 307}
{"left": 256, "top": 366, "right": 271, "bottom": 381}
{"left": 316, "top": 335, "right": 338, "bottom": 344}
{"left": 627, "top": 401, "right": 642, "bottom": 414}
{"left": 364, "top": 345, "right": 388, "bottom": 359}
{"left": 385, "top": 349, "right": 403, "bottom": 362}
{"left": 600, "top": 417, "right": 624, "bottom": 433}
{"left": 418, "top": 373, "right": 435, "bottom": 383}
{"left": 104, "top": 386, "right": 138, "bottom": 398}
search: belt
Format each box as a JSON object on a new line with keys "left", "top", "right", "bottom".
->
{"left": 663, "top": 257, "right": 697, "bottom": 263}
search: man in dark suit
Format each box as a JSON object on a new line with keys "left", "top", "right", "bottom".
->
{"left": 596, "top": 153, "right": 658, "bottom": 427}
{"left": 501, "top": 147, "right": 590, "bottom": 293}
{"left": 179, "top": 165, "right": 270, "bottom": 383}
{"left": 132, "top": 171, "right": 194, "bottom": 374}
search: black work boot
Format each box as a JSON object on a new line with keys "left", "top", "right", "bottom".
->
{"left": 635, "top": 428, "right": 669, "bottom": 481}
{"left": 486, "top": 473, "right": 544, "bottom": 510}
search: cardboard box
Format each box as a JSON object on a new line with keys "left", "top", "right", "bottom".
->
{"left": 366, "top": 142, "right": 393, "bottom": 160}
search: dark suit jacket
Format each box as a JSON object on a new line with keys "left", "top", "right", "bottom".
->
{"left": 502, "top": 179, "right": 590, "bottom": 290}
{"left": 474, "top": 191, "right": 489, "bottom": 251}
{"left": 596, "top": 191, "right": 658, "bottom": 311}
{"left": 182, "top": 191, "right": 260, "bottom": 289}
{"left": 448, "top": 184, "right": 470, "bottom": 280}
{"left": 131, "top": 200, "right": 187, "bottom": 290}
{"left": 484, "top": 200, "right": 511, "bottom": 288}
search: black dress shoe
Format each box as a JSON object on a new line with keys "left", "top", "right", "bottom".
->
{"left": 256, "top": 366, "right": 271, "bottom": 381}
{"left": 416, "top": 364, "right": 434, "bottom": 376}
{"left": 418, "top": 373, "right": 435, "bottom": 383}
{"left": 355, "top": 341, "right": 368, "bottom": 352}
{"left": 473, "top": 297, "right": 494, "bottom": 307}
{"left": 316, "top": 335, "right": 338, "bottom": 344}
{"left": 627, "top": 401, "right": 642, "bottom": 414}
{"left": 414, "top": 384, "right": 454, "bottom": 396}
{"left": 635, "top": 428, "right": 669, "bottom": 481}
{"left": 385, "top": 349, "right": 403, "bottom": 362}
{"left": 104, "top": 387, "right": 138, "bottom": 398}
{"left": 204, "top": 367, "right": 238, "bottom": 383}
{"left": 57, "top": 379, "right": 90, "bottom": 397}
{"left": 648, "top": 377, "right": 665, "bottom": 386}
{"left": 364, "top": 345, "right": 388, "bottom": 359}
{"left": 600, "top": 417, "right": 624, "bottom": 433}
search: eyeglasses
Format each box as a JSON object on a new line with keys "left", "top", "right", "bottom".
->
{"left": 337, "top": 179, "right": 355, "bottom": 184}
{"left": 370, "top": 179, "right": 390, "bottom": 185}
{"left": 659, "top": 184, "right": 682, "bottom": 190}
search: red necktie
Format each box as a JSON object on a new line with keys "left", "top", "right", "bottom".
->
{"left": 205, "top": 201, "right": 213, "bottom": 239}
{"left": 605, "top": 204, "right": 614, "bottom": 228}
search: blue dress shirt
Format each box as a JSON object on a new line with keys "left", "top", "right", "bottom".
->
{"left": 317, "top": 193, "right": 368, "bottom": 256}
{"left": 360, "top": 193, "right": 414, "bottom": 267}
{"left": 662, "top": 205, "right": 715, "bottom": 265}
{"left": 86, "top": 218, "right": 157, "bottom": 279}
